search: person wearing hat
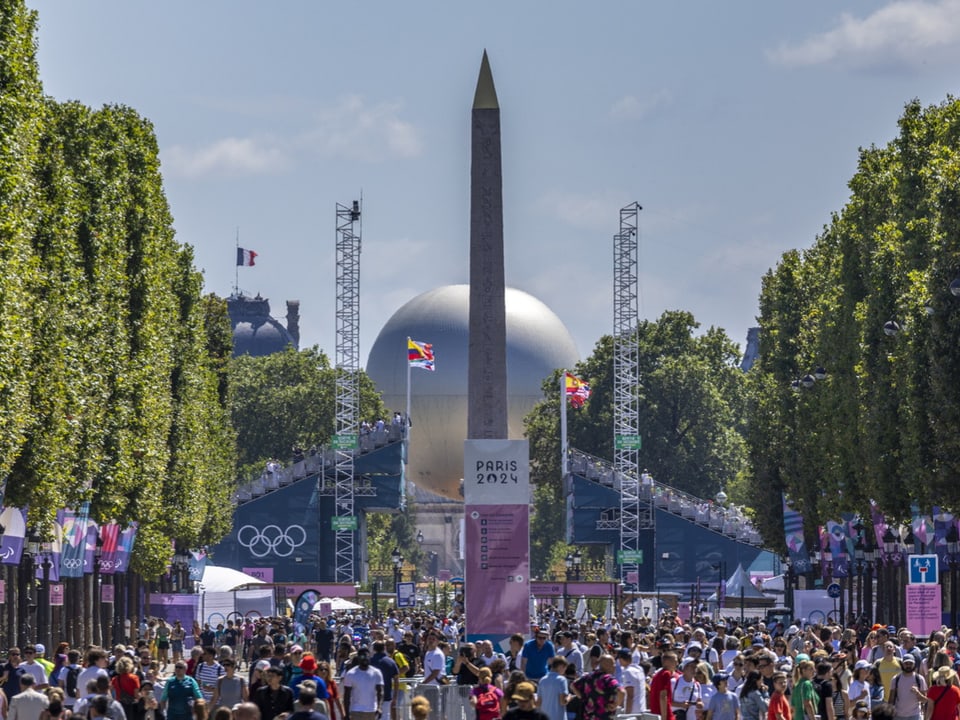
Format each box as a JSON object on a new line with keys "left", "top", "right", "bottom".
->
{"left": 289, "top": 654, "right": 327, "bottom": 702}
{"left": 849, "top": 660, "right": 874, "bottom": 712}
{"left": 705, "top": 673, "right": 739, "bottom": 720}
{"left": 285, "top": 681, "right": 328, "bottom": 720}
{"left": 503, "top": 681, "right": 548, "bottom": 720}
{"left": 914, "top": 666, "right": 960, "bottom": 720}
{"left": 888, "top": 653, "right": 925, "bottom": 720}
{"left": 672, "top": 656, "right": 704, "bottom": 720}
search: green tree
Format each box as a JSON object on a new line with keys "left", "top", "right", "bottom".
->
{"left": 525, "top": 311, "right": 747, "bottom": 576}
{"left": 229, "top": 346, "right": 388, "bottom": 477}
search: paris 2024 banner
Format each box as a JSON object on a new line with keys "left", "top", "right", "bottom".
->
{"left": 464, "top": 439, "right": 530, "bottom": 646}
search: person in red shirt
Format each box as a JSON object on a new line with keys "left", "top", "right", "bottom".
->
{"left": 767, "top": 673, "right": 791, "bottom": 720}
{"left": 651, "top": 651, "right": 679, "bottom": 720}
{"left": 917, "top": 665, "right": 960, "bottom": 720}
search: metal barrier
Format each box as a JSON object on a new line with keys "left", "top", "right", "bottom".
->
{"left": 393, "top": 678, "right": 475, "bottom": 720}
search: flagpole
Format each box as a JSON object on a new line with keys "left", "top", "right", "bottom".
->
{"left": 235, "top": 227, "right": 240, "bottom": 294}
{"left": 560, "top": 372, "right": 568, "bottom": 477}
{"left": 406, "top": 337, "right": 412, "bottom": 443}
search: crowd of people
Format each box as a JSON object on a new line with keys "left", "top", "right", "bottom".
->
{"left": 3, "top": 610, "right": 960, "bottom": 720}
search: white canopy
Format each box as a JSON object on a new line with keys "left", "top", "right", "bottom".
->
{"left": 201, "top": 564, "right": 266, "bottom": 593}
{"left": 313, "top": 597, "right": 363, "bottom": 611}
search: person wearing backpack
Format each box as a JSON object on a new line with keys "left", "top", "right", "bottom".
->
{"left": 812, "top": 661, "right": 835, "bottom": 720}
{"left": 57, "top": 650, "right": 83, "bottom": 713}
{"left": 889, "top": 655, "right": 926, "bottom": 720}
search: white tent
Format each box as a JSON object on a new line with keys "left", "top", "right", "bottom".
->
{"left": 313, "top": 597, "right": 363, "bottom": 612}
{"left": 201, "top": 564, "right": 266, "bottom": 592}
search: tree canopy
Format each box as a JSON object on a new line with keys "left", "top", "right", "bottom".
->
{"left": 0, "top": 0, "right": 235, "bottom": 575}
{"left": 744, "top": 97, "right": 960, "bottom": 551}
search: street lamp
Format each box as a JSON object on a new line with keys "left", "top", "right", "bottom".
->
{"left": 714, "top": 490, "right": 728, "bottom": 506}
{"left": 20, "top": 531, "right": 40, "bottom": 648}
{"left": 883, "top": 320, "right": 900, "bottom": 336}
{"left": 391, "top": 547, "right": 404, "bottom": 589}
{"left": 572, "top": 548, "right": 583, "bottom": 582}
{"left": 39, "top": 542, "right": 52, "bottom": 652}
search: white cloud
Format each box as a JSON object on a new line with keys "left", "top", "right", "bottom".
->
{"left": 769, "top": 0, "right": 960, "bottom": 68}
{"left": 609, "top": 90, "right": 672, "bottom": 121}
{"left": 163, "top": 136, "right": 289, "bottom": 178}
{"left": 301, "top": 95, "right": 423, "bottom": 162}
{"left": 162, "top": 96, "right": 422, "bottom": 178}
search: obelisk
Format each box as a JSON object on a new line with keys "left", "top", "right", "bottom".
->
{"left": 467, "top": 50, "right": 508, "bottom": 440}
{"left": 464, "top": 51, "right": 529, "bottom": 646}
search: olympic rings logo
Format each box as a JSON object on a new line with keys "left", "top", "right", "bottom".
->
{"left": 99, "top": 558, "right": 123, "bottom": 571}
{"left": 237, "top": 524, "right": 306, "bottom": 558}
{"left": 61, "top": 558, "right": 83, "bottom": 569}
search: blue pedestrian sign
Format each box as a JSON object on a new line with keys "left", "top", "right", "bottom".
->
{"left": 827, "top": 583, "right": 842, "bottom": 599}
{"left": 909, "top": 554, "right": 939, "bottom": 584}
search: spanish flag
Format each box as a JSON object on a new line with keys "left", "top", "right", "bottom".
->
{"left": 565, "top": 372, "right": 591, "bottom": 408}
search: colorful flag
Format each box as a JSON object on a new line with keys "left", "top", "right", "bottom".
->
{"left": 934, "top": 507, "right": 955, "bottom": 564}
{"left": 0, "top": 506, "right": 28, "bottom": 565}
{"left": 826, "top": 520, "right": 849, "bottom": 578}
{"left": 911, "top": 504, "right": 935, "bottom": 554}
{"left": 564, "top": 372, "right": 591, "bottom": 408}
{"left": 58, "top": 503, "right": 90, "bottom": 578}
{"left": 781, "top": 494, "right": 811, "bottom": 573}
{"left": 408, "top": 339, "right": 435, "bottom": 371}
{"left": 236, "top": 248, "right": 257, "bottom": 266}
{"left": 188, "top": 548, "right": 207, "bottom": 582}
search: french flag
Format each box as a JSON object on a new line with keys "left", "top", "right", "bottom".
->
{"left": 236, "top": 248, "right": 258, "bottom": 266}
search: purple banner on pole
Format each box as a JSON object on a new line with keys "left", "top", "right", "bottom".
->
{"left": 934, "top": 508, "right": 954, "bottom": 564}
{"left": 0, "top": 507, "right": 27, "bottom": 565}
{"left": 782, "top": 494, "right": 811, "bottom": 573}
{"left": 464, "top": 503, "right": 530, "bottom": 638}
{"left": 827, "top": 521, "right": 849, "bottom": 578}
{"left": 36, "top": 517, "right": 62, "bottom": 582}
{"left": 871, "top": 500, "right": 889, "bottom": 565}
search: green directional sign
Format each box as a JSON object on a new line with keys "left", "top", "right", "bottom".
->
{"left": 617, "top": 549, "right": 644, "bottom": 564}
{"left": 331, "top": 516, "right": 358, "bottom": 531}
{"left": 615, "top": 434, "right": 642, "bottom": 450}
{"left": 332, "top": 434, "right": 358, "bottom": 450}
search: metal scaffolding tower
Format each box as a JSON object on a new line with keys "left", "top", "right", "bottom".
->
{"left": 334, "top": 200, "right": 362, "bottom": 583}
{"left": 613, "top": 201, "right": 652, "bottom": 589}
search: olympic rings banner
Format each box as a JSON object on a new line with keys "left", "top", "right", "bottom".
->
{"left": 59, "top": 503, "right": 90, "bottom": 578}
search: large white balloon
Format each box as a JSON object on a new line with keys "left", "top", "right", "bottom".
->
{"left": 366, "top": 284, "right": 580, "bottom": 499}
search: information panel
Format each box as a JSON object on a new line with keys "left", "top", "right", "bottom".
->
{"left": 464, "top": 439, "right": 530, "bottom": 643}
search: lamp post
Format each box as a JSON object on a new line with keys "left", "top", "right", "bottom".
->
{"left": 391, "top": 547, "right": 403, "bottom": 591}
{"left": 948, "top": 526, "right": 960, "bottom": 631}
{"left": 20, "top": 532, "right": 39, "bottom": 648}
{"left": 564, "top": 553, "right": 573, "bottom": 618}
{"left": 572, "top": 548, "right": 583, "bottom": 582}
{"left": 39, "top": 543, "right": 52, "bottom": 652}
{"left": 863, "top": 534, "right": 876, "bottom": 625}
{"left": 882, "top": 527, "right": 900, "bottom": 625}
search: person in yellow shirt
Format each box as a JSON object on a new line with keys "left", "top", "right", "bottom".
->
{"left": 876, "top": 642, "right": 902, "bottom": 701}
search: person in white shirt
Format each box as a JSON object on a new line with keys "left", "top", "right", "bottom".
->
{"left": 558, "top": 633, "right": 584, "bottom": 675}
{"left": 342, "top": 648, "right": 384, "bottom": 720}
{"left": 421, "top": 634, "right": 446, "bottom": 685}
{"left": 617, "top": 649, "right": 648, "bottom": 714}
{"left": 673, "top": 657, "right": 704, "bottom": 719}
{"left": 77, "top": 649, "right": 109, "bottom": 697}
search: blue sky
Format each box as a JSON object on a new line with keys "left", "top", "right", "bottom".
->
{"left": 28, "top": 1, "right": 960, "bottom": 366}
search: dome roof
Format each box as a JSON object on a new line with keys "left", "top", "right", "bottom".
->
{"left": 228, "top": 294, "right": 298, "bottom": 357}
{"left": 366, "top": 284, "right": 579, "bottom": 499}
